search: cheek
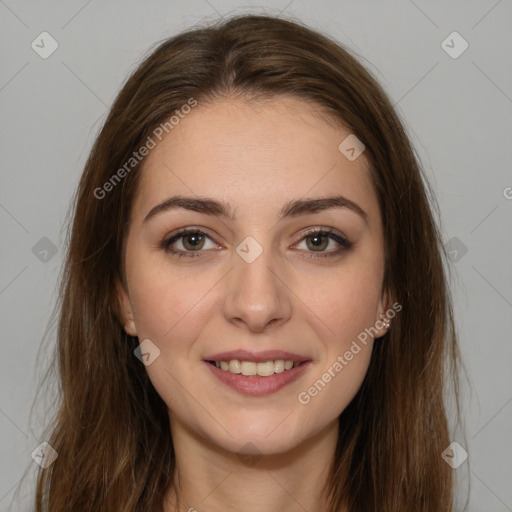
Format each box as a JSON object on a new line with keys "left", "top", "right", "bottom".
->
{"left": 127, "top": 268, "right": 215, "bottom": 413}
{"left": 126, "top": 254, "right": 223, "bottom": 394}
{"left": 126, "top": 243, "right": 209, "bottom": 339}
{"left": 298, "top": 347, "right": 373, "bottom": 434}
{"left": 293, "top": 258, "right": 381, "bottom": 418}
{"left": 299, "top": 260, "right": 383, "bottom": 345}
{"left": 296, "top": 322, "right": 374, "bottom": 434}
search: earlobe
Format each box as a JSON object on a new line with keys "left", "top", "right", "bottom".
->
{"left": 375, "top": 289, "right": 392, "bottom": 338}
{"left": 115, "top": 279, "right": 138, "bottom": 337}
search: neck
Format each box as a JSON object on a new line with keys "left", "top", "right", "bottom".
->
{"left": 162, "top": 418, "right": 341, "bottom": 512}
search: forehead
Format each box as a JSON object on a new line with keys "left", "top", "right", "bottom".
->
{"left": 133, "top": 95, "right": 380, "bottom": 226}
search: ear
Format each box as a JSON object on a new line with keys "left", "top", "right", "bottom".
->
{"left": 374, "top": 287, "right": 392, "bottom": 339}
{"left": 115, "top": 279, "right": 138, "bottom": 337}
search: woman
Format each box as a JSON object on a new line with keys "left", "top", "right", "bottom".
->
{"left": 33, "top": 13, "right": 465, "bottom": 512}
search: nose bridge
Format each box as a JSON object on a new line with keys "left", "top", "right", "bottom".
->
{"left": 223, "top": 235, "right": 291, "bottom": 331}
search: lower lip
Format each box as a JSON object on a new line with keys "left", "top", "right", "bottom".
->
{"left": 204, "top": 361, "right": 312, "bottom": 396}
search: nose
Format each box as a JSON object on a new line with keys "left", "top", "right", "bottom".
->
{"left": 223, "top": 243, "right": 292, "bottom": 333}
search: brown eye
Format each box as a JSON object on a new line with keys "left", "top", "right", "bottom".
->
{"left": 295, "top": 228, "right": 353, "bottom": 259}
{"left": 163, "top": 229, "right": 218, "bottom": 258}
{"left": 305, "top": 232, "right": 330, "bottom": 252}
{"left": 181, "top": 232, "right": 206, "bottom": 251}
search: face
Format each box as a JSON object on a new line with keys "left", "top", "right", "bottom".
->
{"left": 117, "top": 95, "right": 389, "bottom": 456}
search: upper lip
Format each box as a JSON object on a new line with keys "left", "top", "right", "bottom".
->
{"left": 204, "top": 350, "right": 310, "bottom": 363}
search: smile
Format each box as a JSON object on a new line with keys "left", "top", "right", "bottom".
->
{"left": 209, "top": 359, "right": 300, "bottom": 376}
{"left": 204, "top": 360, "right": 312, "bottom": 396}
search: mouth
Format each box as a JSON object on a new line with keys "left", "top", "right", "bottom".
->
{"left": 202, "top": 350, "right": 312, "bottom": 396}
{"left": 206, "top": 359, "right": 306, "bottom": 377}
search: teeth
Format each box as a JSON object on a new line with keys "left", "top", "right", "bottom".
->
{"left": 241, "top": 361, "right": 257, "bottom": 376}
{"left": 229, "top": 360, "right": 241, "bottom": 374}
{"left": 213, "top": 359, "right": 303, "bottom": 376}
{"left": 255, "top": 361, "right": 274, "bottom": 377}
{"left": 274, "top": 360, "right": 284, "bottom": 373}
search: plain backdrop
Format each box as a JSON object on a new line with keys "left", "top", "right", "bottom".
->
{"left": 1, "top": 1, "right": 511, "bottom": 510}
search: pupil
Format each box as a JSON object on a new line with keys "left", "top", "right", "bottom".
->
{"left": 186, "top": 233, "right": 203, "bottom": 248}
{"left": 309, "top": 234, "right": 326, "bottom": 250}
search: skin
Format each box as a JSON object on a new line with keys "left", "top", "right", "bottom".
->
{"left": 117, "top": 95, "right": 390, "bottom": 512}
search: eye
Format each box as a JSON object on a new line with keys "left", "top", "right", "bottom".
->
{"left": 293, "top": 228, "right": 353, "bottom": 259}
{"left": 163, "top": 228, "right": 218, "bottom": 258}
{"left": 162, "top": 227, "right": 353, "bottom": 259}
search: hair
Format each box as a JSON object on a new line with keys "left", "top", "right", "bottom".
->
{"left": 30, "top": 12, "right": 466, "bottom": 512}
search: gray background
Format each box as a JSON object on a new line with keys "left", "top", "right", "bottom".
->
{"left": 1, "top": 0, "right": 511, "bottom": 510}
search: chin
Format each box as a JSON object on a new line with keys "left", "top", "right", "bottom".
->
{"left": 202, "top": 413, "right": 316, "bottom": 457}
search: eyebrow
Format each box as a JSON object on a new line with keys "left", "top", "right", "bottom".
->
{"left": 143, "top": 195, "right": 368, "bottom": 224}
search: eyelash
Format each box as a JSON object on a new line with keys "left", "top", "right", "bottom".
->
{"left": 162, "top": 227, "right": 353, "bottom": 260}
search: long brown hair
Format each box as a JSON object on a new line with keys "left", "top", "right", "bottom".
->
{"left": 31, "top": 13, "right": 466, "bottom": 511}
